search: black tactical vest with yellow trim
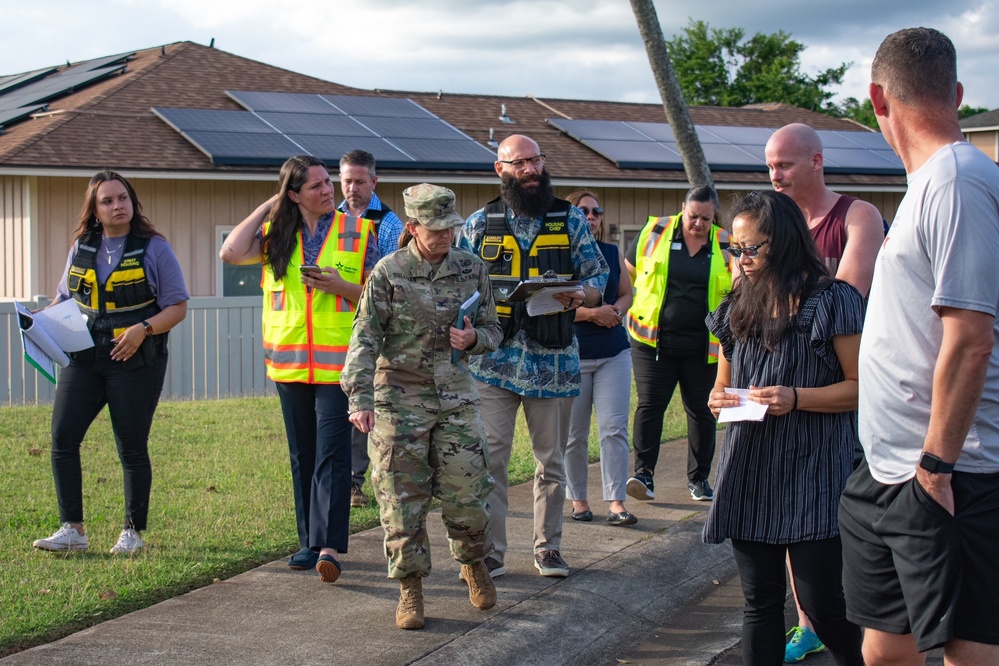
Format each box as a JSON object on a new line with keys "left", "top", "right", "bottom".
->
{"left": 67, "top": 230, "right": 160, "bottom": 346}
{"left": 479, "top": 197, "right": 575, "bottom": 348}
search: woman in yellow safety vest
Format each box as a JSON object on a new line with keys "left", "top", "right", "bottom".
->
{"left": 220, "top": 155, "right": 379, "bottom": 584}
{"left": 624, "top": 185, "right": 732, "bottom": 504}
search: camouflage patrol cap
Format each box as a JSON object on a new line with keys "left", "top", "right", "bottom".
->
{"left": 402, "top": 183, "right": 464, "bottom": 230}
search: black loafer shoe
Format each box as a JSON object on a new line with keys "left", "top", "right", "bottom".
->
{"left": 571, "top": 509, "right": 593, "bottom": 522}
{"left": 288, "top": 547, "right": 319, "bottom": 569}
{"left": 606, "top": 511, "right": 638, "bottom": 526}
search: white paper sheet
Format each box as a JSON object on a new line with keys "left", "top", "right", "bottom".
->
{"left": 717, "top": 388, "right": 768, "bottom": 423}
{"left": 525, "top": 286, "right": 581, "bottom": 316}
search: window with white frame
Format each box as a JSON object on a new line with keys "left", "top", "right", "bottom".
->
{"left": 216, "top": 226, "right": 263, "bottom": 297}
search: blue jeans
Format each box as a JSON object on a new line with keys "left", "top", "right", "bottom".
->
{"left": 275, "top": 382, "right": 351, "bottom": 553}
{"left": 50, "top": 343, "right": 168, "bottom": 531}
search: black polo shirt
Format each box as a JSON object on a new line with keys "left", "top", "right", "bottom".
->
{"left": 627, "top": 225, "right": 710, "bottom": 353}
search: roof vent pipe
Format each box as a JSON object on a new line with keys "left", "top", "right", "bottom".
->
{"left": 499, "top": 104, "right": 513, "bottom": 124}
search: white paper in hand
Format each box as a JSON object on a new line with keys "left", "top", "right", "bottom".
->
{"left": 525, "top": 286, "right": 580, "bottom": 316}
{"left": 717, "top": 388, "right": 768, "bottom": 423}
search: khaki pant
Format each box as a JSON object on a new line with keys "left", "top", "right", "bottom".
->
{"left": 476, "top": 381, "right": 573, "bottom": 562}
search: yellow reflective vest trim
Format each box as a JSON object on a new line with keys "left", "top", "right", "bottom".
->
{"left": 626, "top": 213, "right": 732, "bottom": 363}
{"left": 260, "top": 212, "right": 371, "bottom": 384}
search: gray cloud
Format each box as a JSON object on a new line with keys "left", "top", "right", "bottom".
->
{"left": 2, "top": 1, "right": 996, "bottom": 112}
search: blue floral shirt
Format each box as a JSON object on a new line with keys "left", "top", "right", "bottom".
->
{"left": 458, "top": 204, "right": 608, "bottom": 398}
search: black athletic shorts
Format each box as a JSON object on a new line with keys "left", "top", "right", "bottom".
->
{"left": 839, "top": 461, "right": 999, "bottom": 651}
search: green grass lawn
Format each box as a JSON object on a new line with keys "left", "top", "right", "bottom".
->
{"left": 0, "top": 387, "right": 689, "bottom": 656}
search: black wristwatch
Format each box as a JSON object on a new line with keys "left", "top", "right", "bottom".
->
{"left": 141, "top": 320, "right": 154, "bottom": 337}
{"left": 918, "top": 452, "right": 955, "bottom": 474}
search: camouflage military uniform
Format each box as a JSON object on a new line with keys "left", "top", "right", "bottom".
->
{"left": 342, "top": 240, "right": 503, "bottom": 579}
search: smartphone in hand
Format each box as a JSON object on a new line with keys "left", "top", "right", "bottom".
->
{"left": 300, "top": 265, "right": 322, "bottom": 274}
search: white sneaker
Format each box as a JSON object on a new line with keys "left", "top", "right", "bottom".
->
{"left": 110, "top": 528, "right": 144, "bottom": 555}
{"left": 33, "top": 523, "right": 89, "bottom": 551}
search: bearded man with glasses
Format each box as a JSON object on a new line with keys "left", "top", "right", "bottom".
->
{"left": 457, "top": 134, "right": 608, "bottom": 579}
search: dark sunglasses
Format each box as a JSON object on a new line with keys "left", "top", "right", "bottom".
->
{"left": 729, "top": 240, "right": 769, "bottom": 259}
{"left": 578, "top": 206, "right": 604, "bottom": 216}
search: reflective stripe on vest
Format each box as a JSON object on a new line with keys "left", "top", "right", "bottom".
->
{"left": 260, "top": 212, "right": 371, "bottom": 384}
{"left": 627, "top": 213, "right": 732, "bottom": 363}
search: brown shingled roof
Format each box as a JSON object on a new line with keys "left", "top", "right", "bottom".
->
{"left": 0, "top": 41, "right": 904, "bottom": 188}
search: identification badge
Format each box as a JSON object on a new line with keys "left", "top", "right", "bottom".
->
{"left": 671, "top": 242, "right": 682, "bottom": 250}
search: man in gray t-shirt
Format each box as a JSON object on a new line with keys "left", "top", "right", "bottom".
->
{"left": 839, "top": 28, "right": 999, "bottom": 664}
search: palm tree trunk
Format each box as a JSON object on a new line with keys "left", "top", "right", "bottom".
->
{"left": 629, "top": 0, "right": 713, "bottom": 188}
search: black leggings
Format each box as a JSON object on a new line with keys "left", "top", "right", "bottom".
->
{"left": 730, "top": 537, "right": 863, "bottom": 666}
{"left": 631, "top": 341, "right": 717, "bottom": 482}
{"left": 50, "top": 348, "right": 168, "bottom": 531}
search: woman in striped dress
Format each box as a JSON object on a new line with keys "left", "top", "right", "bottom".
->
{"left": 704, "top": 191, "right": 864, "bottom": 666}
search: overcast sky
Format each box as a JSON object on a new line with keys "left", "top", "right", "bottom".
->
{"left": 3, "top": 0, "right": 998, "bottom": 111}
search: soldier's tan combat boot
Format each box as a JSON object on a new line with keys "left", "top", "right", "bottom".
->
{"left": 460, "top": 561, "right": 497, "bottom": 610}
{"left": 396, "top": 576, "right": 425, "bottom": 630}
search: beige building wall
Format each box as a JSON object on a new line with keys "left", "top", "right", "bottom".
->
{"left": 967, "top": 130, "right": 998, "bottom": 161}
{"left": 1, "top": 175, "right": 35, "bottom": 300}
{"left": 16, "top": 176, "right": 904, "bottom": 301}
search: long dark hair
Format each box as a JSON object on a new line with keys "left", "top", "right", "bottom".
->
{"left": 74, "top": 170, "right": 162, "bottom": 241}
{"left": 727, "top": 190, "right": 827, "bottom": 350}
{"left": 263, "top": 155, "right": 327, "bottom": 281}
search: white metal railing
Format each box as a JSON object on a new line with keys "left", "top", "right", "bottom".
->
{"left": 1, "top": 297, "right": 275, "bottom": 406}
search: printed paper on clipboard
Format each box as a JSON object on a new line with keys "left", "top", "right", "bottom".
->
{"left": 504, "top": 277, "right": 579, "bottom": 302}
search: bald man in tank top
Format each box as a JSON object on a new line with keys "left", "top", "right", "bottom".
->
{"left": 765, "top": 123, "right": 885, "bottom": 296}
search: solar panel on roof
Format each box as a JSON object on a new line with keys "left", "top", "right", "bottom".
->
{"left": 321, "top": 95, "right": 433, "bottom": 119}
{"left": 354, "top": 116, "right": 467, "bottom": 141}
{"left": 0, "top": 104, "right": 47, "bottom": 129}
{"left": 584, "top": 139, "right": 685, "bottom": 169}
{"left": 288, "top": 135, "right": 414, "bottom": 166}
{"left": 0, "top": 64, "right": 126, "bottom": 111}
{"left": 822, "top": 147, "right": 903, "bottom": 173}
{"left": 228, "top": 91, "right": 343, "bottom": 115}
{"left": 75, "top": 52, "right": 135, "bottom": 72}
{"left": 625, "top": 122, "right": 676, "bottom": 142}
{"left": 700, "top": 125, "right": 774, "bottom": 146}
{"left": 388, "top": 138, "right": 498, "bottom": 169}
{"left": 0, "top": 67, "right": 59, "bottom": 97}
{"left": 699, "top": 143, "right": 765, "bottom": 170}
{"left": 258, "top": 112, "right": 375, "bottom": 137}
{"left": 184, "top": 131, "right": 303, "bottom": 166}
{"left": 829, "top": 130, "right": 893, "bottom": 150}
{"left": 550, "top": 119, "right": 648, "bottom": 142}
{"left": 156, "top": 93, "right": 495, "bottom": 170}
{"left": 548, "top": 118, "right": 903, "bottom": 175}
{"left": 152, "top": 107, "right": 276, "bottom": 134}
{"left": 814, "top": 130, "right": 867, "bottom": 150}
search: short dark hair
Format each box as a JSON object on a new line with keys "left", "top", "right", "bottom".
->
{"left": 872, "top": 27, "right": 958, "bottom": 107}
{"left": 340, "top": 149, "right": 377, "bottom": 176}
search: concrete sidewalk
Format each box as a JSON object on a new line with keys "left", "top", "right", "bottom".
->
{"left": 4, "top": 437, "right": 739, "bottom": 666}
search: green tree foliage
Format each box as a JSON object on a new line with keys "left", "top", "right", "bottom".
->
{"left": 840, "top": 97, "right": 878, "bottom": 129}
{"left": 959, "top": 104, "right": 990, "bottom": 119}
{"left": 839, "top": 100, "right": 991, "bottom": 130}
{"left": 665, "top": 19, "right": 848, "bottom": 111}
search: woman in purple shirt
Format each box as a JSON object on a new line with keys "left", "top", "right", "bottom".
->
{"left": 33, "top": 170, "right": 189, "bottom": 556}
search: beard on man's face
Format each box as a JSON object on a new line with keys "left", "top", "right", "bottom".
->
{"left": 500, "top": 169, "right": 554, "bottom": 218}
